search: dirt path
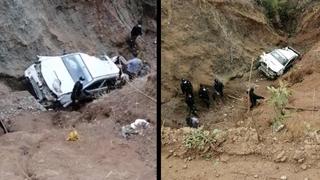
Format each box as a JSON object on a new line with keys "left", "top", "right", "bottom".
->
{"left": 162, "top": 152, "right": 320, "bottom": 180}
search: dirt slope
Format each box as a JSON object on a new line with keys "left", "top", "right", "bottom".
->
{"left": 0, "top": 0, "right": 157, "bottom": 179}
{"left": 161, "top": 0, "right": 285, "bottom": 102}
{"left": 0, "top": 75, "right": 156, "bottom": 180}
{"left": 162, "top": 0, "right": 320, "bottom": 179}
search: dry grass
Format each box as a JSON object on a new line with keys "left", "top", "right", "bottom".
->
{"left": 285, "top": 118, "right": 306, "bottom": 139}
{"left": 284, "top": 69, "right": 304, "bottom": 85}
{"left": 284, "top": 67, "right": 313, "bottom": 85}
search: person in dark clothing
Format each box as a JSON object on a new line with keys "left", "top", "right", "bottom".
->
{"left": 213, "top": 78, "right": 224, "bottom": 97}
{"left": 129, "top": 21, "right": 142, "bottom": 49}
{"left": 248, "top": 87, "right": 265, "bottom": 109}
{"left": 71, "top": 77, "right": 85, "bottom": 105}
{"left": 199, "top": 84, "right": 210, "bottom": 108}
{"left": 180, "top": 78, "right": 193, "bottom": 96}
{"left": 131, "top": 22, "right": 142, "bottom": 41}
{"left": 185, "top": 93, "right": 198, "bottom": 116}
{"left": 186, "top": 116, "right": 199, "bottom": 128}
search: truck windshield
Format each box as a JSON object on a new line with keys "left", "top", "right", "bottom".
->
{"left": 271, "top": 51, "right": 288, "bottom": 66}
{"left": 62, "top": 54, "right": 93, "bottom": 85}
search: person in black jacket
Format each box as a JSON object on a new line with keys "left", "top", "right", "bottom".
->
{"left": 180, "top": 78, "right": 193, "bottom": 96}
{"left": 213, "top": 78, "right": 224, "bottom": 97}
{"left": 71, "top": 77, "right": 85, "bottom": 105}
{"left": 199, "top": 84, "right": 210, "bottom": 108}
{"left": 129, "top": 21, "right": 142, "bottom": 48}
{"left": 248, "top": 87, "right": 265, "bottom": 109}
{"left": 185, "top": 93, "right": 198, "bottom": 116}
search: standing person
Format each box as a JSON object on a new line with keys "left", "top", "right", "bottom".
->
{"left": 213, "top": 78, "right": 224, "bottom": 97}
{"left": 130, "top": 20, "right": 143, "bottom": 48}
{"left": 71, "top": 77, "right": 85, "bottom": 106}
{"left": 199, "top": 84, "right": 210, "bottom": 108}
{"left": 180, "top": 78, "right": 193, "bottom": 96}
{"left": 248, "top": 87, "right": 265, "bottom": 109}
{"left": 185, "top": 93, "right": 198, "bottom": 116}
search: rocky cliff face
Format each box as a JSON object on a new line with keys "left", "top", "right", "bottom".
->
{"left": 0, "top": 0, "right": 156, "bottom": 78}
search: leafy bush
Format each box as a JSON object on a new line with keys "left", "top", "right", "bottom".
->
{"left": 267, "top": 81, "right": 292, "bottom": 131}
{"left": 183, "top": 128, "right": 218, "bottom": 151}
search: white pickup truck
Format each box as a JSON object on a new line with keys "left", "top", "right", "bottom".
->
{"left": 257, "top": 47, "right": 300, "bottom": 79}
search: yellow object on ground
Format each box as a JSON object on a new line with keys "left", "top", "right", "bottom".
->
{"left": 67, "top": 130, "right": 79, "bottom": 141}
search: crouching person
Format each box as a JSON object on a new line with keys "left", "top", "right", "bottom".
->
{"left": 186, "top": 116, "right": 199, "bottom": 128}
{"left": 121, "top": 119, "right": 151, "bottom": 139}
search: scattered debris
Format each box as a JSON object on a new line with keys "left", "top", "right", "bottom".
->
{"left": 67, "top": 130, "right": 79, "bottom": 141}
{"left": 280, "top": 175, "right": 288, "bottom": 180}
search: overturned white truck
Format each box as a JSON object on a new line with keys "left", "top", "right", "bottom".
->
{"left": 257, "top": 47, "right": 300, "bottom": 79}
{"left": 24, "top": 53, "right": 121, "bottom": 108}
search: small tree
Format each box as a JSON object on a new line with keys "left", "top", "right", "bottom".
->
{"left": 267, "top": 81, "right": 292, "bottom": 131}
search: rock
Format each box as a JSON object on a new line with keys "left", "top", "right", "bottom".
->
{"left": 216, "top": 174, "right": 220, "bottom": 177}
{"left": 275, "top": 151, "right": 287, "bottom": 162}
{"left": 293, "top": 150, "right": 305, "bottom": 162}
{"left": 304, "top": 178, "right": 309, "bottom": 180}
{"left": 254, "top": 174, "right": 258, "bottom": 178}
{"left": 280, "top": 175, "right": 287, "bottom": 180}
{"left": 280, "top": 156, "right": 287, "bottom": 162}
{"left": 275, "top": 124, "right": 285, "bottom": 132}
{"left": 169, "top": 165, "right": 173, "bottom": 168}
{"left": 298, "top": 158, "right": 305, "bottom": 164}
{"left": 236, "top": 121, "right": 244, "bottom": 126}
{"left": 183, "top": 165, "right": 187, "bottom": 169}
{"left": 301, "top": 164, "right": 307, "bottom": 170}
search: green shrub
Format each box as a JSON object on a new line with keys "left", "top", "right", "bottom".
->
{"left": 267, "top": 81, "right": 292, "bottom": 131}
{"left": 183, "top": 128, "right": 218, "bottom": 151}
